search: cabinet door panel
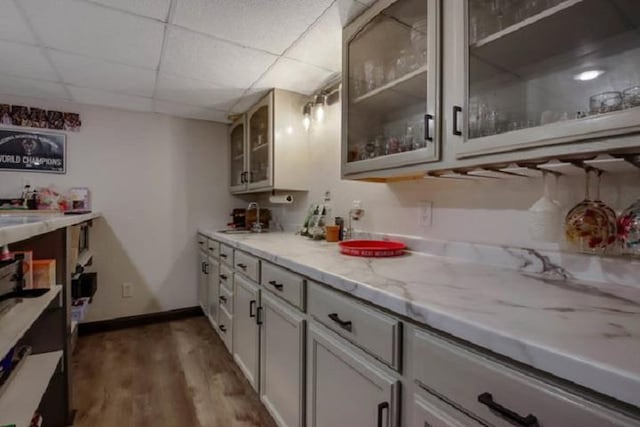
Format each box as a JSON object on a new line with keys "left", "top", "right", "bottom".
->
{"left": 260, "top": 292, "right": 305, "bottom": 427}
{"left": 230, "top": 116, "right": 247, "bottom": 193}
{"left": 233, "top": 274, "right": 260, "bottom": 391}
{"left": 208, "top": 260, "right": 219, "bottom": 327}
{"left": 247, "top": 92, "right": 273, "bottom": 190}
{"left": 307, "top": 324, "right": 399, "bottom": 427}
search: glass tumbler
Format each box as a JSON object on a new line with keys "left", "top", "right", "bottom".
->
{"left": 623, "top": 86, "right": 640, "bottom": 109}
{"left": 589, "top": 91, "right": 623, "bottom": 115}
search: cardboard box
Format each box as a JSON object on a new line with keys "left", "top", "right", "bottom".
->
{"left": 32, "top": 260, "right": 56, "bottom": 289}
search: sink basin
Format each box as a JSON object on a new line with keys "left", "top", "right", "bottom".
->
{"left": 218, "top": 229, "right": 253, "bottom": 235}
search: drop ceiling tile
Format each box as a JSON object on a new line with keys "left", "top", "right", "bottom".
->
{"left": 230, "top": 89, "right": 269, "bottom": 114}
{"left": 0, "top": 40, "right": 59, "bottom": 81}
{"left": 20, "top": 0, "right": 165, "bottom": 68}
{"left": 49, "top": 50, "right": 157, "bottom": 97}
{"left": 173, "top": 0, "right": 334, "bottom": 54}
{"left": 256, "top": 58, "right": 334, "bottom": 96}
{"left": 68, "top": 86, "right": 153, "bottom": 112}
{"left": 286, "top": 1, "right": 366, "bottom": 72}
{"left": 153, "top": 99, "right": 229, "bottom": 123}
{"left": 0, "top": 74, "right": 69, "bottom": 100}
{"left": 87, "top": 0, "right": 171, "bottom": 21}
{"left": 155, "top": 74, "right": 247, "bottom": 111}
{"left": 0, "top": 0, "right": 36, "bottom": 44}
{"left": 161, "top": 27, "right": 277, "bottom": 87}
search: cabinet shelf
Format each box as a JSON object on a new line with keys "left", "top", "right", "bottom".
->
{"left": 251, "top": 143, "right": 269, "bottom": 152}
{"left": 0, "top": 350, "right": 62, "bottom": 427}
{"left": 353, "top": 65, "right": 428, "bottom": 106}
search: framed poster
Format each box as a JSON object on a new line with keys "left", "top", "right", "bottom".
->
{"left": 0, "top": 128, "right": 66, "bottom": 173}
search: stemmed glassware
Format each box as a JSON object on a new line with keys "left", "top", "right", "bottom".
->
{"left": 617, "top": 198, "right": 640, "bottom": 255}
{"left": 564, "top": 170, "right": 617, "bottom": 254}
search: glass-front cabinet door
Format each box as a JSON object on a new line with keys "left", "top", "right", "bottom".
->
{"left": 457, "top": 0, "right": 640, "bottom": 158}
{"left": 247, "top": 93, "right": 273, "bottom": 189}
{"left": 229, "top": 116, "right": 247, "bottom": 193}
{"left": 342, "top": 0, "right": 441, "bottom": 176}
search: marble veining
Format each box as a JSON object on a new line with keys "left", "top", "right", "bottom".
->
{"left": 200, "top": 228, "right": 640, "bottom": 408}
{"left": 0, "top": 212, "right": 101, "bottom": 246}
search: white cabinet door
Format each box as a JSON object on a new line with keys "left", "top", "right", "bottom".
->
{"left": 198, "top": 251, "right": 209, "bottom": 315}
{"left": 207, "top": 259, "right": 219, "bottom": 328}
{"left": 246, "top": 92, "right": 273, "bottom": 190}
{"left": 412, "top": 386, "right": 482, "bottom": 427}
{"left": 229, "top": 115, "right": 248, "bottom": 193}
{"left": 233, "top": 274, "right": 260, "bottom": 391}
{"left": 307, "top": 324, "right": 399, "bottom": 427}
{"left": 260, "top": 292, "right": 305, "bottom": 427}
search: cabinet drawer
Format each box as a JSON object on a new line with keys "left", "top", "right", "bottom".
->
{"left": 219, "top": 284, "right": 233, "bottom": 315}
{"left": 219, "top": 264, "right": 233, "bottom": 293}
{"left": 412, "top": 329, "right": 638, "bottom": 427}
{"left": 197, "top": 234, "right": 207, "bottom": 252}
{"left": 308, "top": 284, "right": 401, "bottom": 370}
{"left": 219, "top": 243, "right": 234, "bottom": 265}
{"left": 207, "top": 240, "right": 219, "bottom": 258}
{"left": 412, "top": 386, "right": 483, "bottom": 427}
{"left": 234, "top": 250, "right": 260, "bottom": 282}
{"left": 261, "top": 262, "right": 305, "bottom": 311}
{"left": 218, "top": 306, "right": 233, "bottom": 353}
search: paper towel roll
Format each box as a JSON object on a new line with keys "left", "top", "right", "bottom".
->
{"left": 269, "top": 194, "right": 294, "bottom": 204}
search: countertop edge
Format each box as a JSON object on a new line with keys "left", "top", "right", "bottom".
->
{"left": 0, "top": 212, "right": 101, "bottom": 246}
{"left": 200, "top": 228, "right": 640, "bottom": 409}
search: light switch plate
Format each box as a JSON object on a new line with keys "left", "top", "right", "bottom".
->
{"left": 122, "top": 282, "right": 133, "bottom": 298}
{"left": 420, "top": 201, "right": 433, "bottom": 228}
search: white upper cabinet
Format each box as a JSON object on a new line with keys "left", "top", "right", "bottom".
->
{"left": 230, "top": 89, "right": 310, "bottom": 194}
{"left": 342, "top": 0, "right": 441, "bottom": 176}
{"left": 453, "top": 0, "right": 640, "bottom": 158}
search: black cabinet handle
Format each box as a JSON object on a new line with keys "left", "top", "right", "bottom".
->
{"left": 209, "top": 247, "right": 214, "bottom": 251}
{"left": 203, "top": 263, "right": 209, "bottom": 275}
{"left": 256, "top": 306, "right": 263, "bottom": 325}
{"left": 219, "top": 274, "right": 227, "bottom": 280}
{"left": 237, "top": 263, "right": 247, "bottom": 270}
{"left": 424, "top": 113, "right": 434, "bottom": 142}
{"left": 453, "top": 105, "right": 462, "bottom": 136}
{"left": 268, "top": 280, "right": 283, "bottom": 291}
{"left": 198, "top": 240, "right": 204, "bottom": 244}
{"left": 240, "top": 171, "right": 247, "bottom": 184}
{"left": 328, "top": 313, "right": 352, "bottom": 332}
{"left": 220, "top": 254, "right": 228, "bottom": 259}
{"left": 219, "top": 324, "right": 226, "bottom": 333}
{"left": 478, "top": 393, "right": 538, "bottom": 426}
{"left": 249, "top": 300, "right": 256, "bottom": 318}
{"left": 201, "top": 262, "right": 205, "bottom": 273}
{"left": 219, "top": 295, "right": 227, "bottom": 303}
{"left": 377, "top": 402, "right": 389, "bottom": 427}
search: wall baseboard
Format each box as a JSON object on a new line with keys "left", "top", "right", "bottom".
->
{"left": 77, "top": 306, "right": 204, "bottom": 336}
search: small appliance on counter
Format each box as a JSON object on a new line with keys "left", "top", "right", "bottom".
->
{"left": 231, "top": 208, "right": 247, "bottom": 229}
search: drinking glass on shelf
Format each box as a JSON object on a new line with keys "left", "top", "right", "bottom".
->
{"left": 364, "top": 60, "right": 376, "bottom": 92}
{"left": 589, "top": 91, "right": 623, "bottom": 115}
{"left": 622, "top": 85, "right": 640, "bottom": 109}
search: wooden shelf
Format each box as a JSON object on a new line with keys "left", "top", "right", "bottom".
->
{"left": 0, "top": 350, "right": 62, "bottom": 427}
{"left": 353, "top": 65, "right": 428, "bottom": 105}
{"left": 232, "top": 153, "right": 244, "bottom": 161}
{"left": 0, "top": 285, "right": 62, "bottom": 359}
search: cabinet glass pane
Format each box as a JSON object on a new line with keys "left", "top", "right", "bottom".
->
{"left": 230, "top": 123, "right": 245, "bottom": 187}
{"left": 467, "top": 0, "right": 640, "bottom": 139}
{"left": 249, "top": 105, "right": 269, "bottom": 183}
{"left": 347, "top": 0, "right": 429, "bottom": 163}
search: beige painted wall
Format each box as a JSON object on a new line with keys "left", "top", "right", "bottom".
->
{"left": 0, "top": 95, "right": 236, "bottom": 321}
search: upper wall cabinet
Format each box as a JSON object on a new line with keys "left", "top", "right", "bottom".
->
{"left": 454, "top": 0, "right": 640, "bottom": 158}
{"left": 230, "top": 89, "right": 309, "bottom": 194}
{"left": 342, "top": 0, "right": 442, "bottom": 177}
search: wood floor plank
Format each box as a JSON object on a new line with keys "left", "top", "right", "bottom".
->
{"left": 72, "top": 317, "right": 277, "bottom": 427}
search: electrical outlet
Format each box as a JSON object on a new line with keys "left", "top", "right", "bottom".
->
{"left": 419, "top": 201, "right": 433, "bottom": 228}
{"left": 122, "top": 282, "right": 133, "bottom": 298}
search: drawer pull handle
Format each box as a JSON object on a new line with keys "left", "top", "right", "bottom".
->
{"left": 256, "top": 306, "right": 263, "bottom": 325}
{"left": 478, "top": 393, "right": 538, "bottom": 426}
{"left": 328, "top": 313, "right": 352, "bottom": 332}
{"left": 220, "top": 254, "right": 228, "bottom": 258}
{"left": 268, "top": 280, "right": 283, "bottom": 291}
{"left": 377, "top": 401, "right": 388, "bottom": 427}
{"left": 219, "top": 325, "right": 226, "bottom": 333}
{"left": 201, "top": 262, "right": 205, "bottom": 273}
{"left": 219, "top": 295, "right": 227, "bottom": 303}
{"left": 209, "top": 247, "right": 214, "bottom": 251}
{"left": 219, "top": 274, "right": 227, "bottom": 280}
{"left": 203, "top": 263, "right": 209, "bottom": 275}
{"left": 198, "top": 241, "right": 204, "bottom": 244}
{"left": 249, "top": 300, "right": 256, "bottom": 318}
{"left": 237, "top": 263, "right": 247, "bottom": 270}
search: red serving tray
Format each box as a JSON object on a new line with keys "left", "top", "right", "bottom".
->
{"left": 338, "top": 240, "right": 407, "bottom": 257}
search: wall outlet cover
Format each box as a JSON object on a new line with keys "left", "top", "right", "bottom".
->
{"left": 122, "top": 282, "right": 133, "bottom": 298}
{"left": 420, "top": 201, "right": 433, "bottom": 228}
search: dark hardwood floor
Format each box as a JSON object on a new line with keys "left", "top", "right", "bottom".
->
{"left": 72, "top": 316, "right": 277, "bottom": 427}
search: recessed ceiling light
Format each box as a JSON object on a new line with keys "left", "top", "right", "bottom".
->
{"left": 573, "top": 69, "right": 605, "bottom": 81}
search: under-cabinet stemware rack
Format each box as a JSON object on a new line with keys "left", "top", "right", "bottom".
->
{"left": 425, "top": 151, "right": 640, "bottom": 181}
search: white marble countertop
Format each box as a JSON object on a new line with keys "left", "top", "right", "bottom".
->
{"left": 200, "top": 228, "right": 640, "bottom": 408}
{"left": 0, "top": 212, "right": 101, "bottom": 246}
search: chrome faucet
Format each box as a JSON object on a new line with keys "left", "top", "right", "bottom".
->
{"left": 247, "top": 202, "right": 263, "bottom": 233}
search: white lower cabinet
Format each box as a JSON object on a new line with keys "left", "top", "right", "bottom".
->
{"left": 207, "top": 259, "right": 219, "bottom": 327}
{"left": 198, "top": 251, "right": 209, "bottom": 315}
{"left": 233, "top": 273, "right": 261, "bottom": 391}
{"left": 411, "top": 386, "right": 482, "bottom": 427}
{"left": 307, "top": 323, "right": 400, "bottom": 427}
{"left": 260, "top": 291, "right": 305, "bottom": 427}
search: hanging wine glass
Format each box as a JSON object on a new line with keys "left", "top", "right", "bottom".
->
{"left": 617, "top": 198, "right": 640, "bottom": 256}
{"left": 565, "top": 169, "right": 616, "bottom": 254}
